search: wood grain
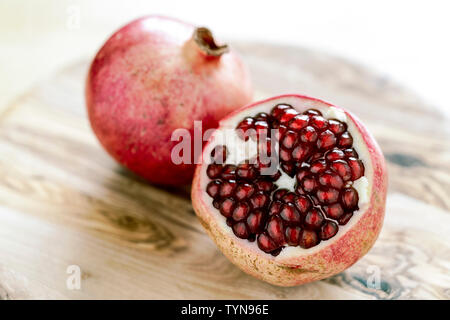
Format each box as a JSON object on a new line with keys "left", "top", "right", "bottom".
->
{"left": 0, "top": 43, "right": 449, "bottom": 299}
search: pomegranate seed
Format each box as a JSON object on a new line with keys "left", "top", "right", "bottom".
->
{"left": 338, "top": 131, "right": 353, "bottom": 148}
{"left": 232, "top": 222, "right": 250, "bottom": 239}
{"left": 316, "top": 187, "right": 340, "bottom": 204}
{"left": 219, "top": 180, "right": 236, "bottom": 197}
{"left": 280, "top": 203, "right": 301, "bottom": 224}
{"left": 274, "top": 125, "right": 287, "bottom": 140}
{"left": 292, "top": 144, "right": 311, "bottom": 162}
{"left": 303, "top": 109, "right": 322, "bottom": 116}
{"left": 299, "top": 126, "right": 318, "bottom": 143}
{"left": 328, "top": 119, "right": 346, "bottom": 135}
{"left": 226, "top": 217, "right": 233, "bottom": 226}
{"left": 219, "top": 198, "right": 235, "bottom": 217}
{"left": 267, "top": 216, "right": 285, "bottom": 245}
{"left": 338, "top": 212, "right": 353, "bottom": 225}
{"left": 299, "top": 229, "right": 320, "bottom": 248}
{"left": 310, "top": 160, "right": 327, "bottom": 174}
{"left": 331, "top": 160, "right": 352, "bottom": 181}
{"left": 273, "top": 189, "right": 289, "bottom": 201}
{"left": 309, "top": 152, "right": 323, "bottom": 162}
{"left": 206, "top": 180, "right": 221, "bottom": 198}
{"left": 258, "top": 138, "right": 273, "bottom": 157}
{"left": 247, "top": 209, "right": 265, "bottom": 233}
{"left": 279, "top": 108, "right": 299, "bottom": 124}
{"left": 341, "top": 187, "right": 359, "bottom": 210}
{"left": 323, "top": 203, "right": 344, "bottom": 220}
{"left": 304, "top": 208, "right": 325, "bottom": 230}
{"left": 310, "top": 115, "right": 328, "bottom": 131}
{"left": 236, "top": 163, "right": 258, "bottom": 180}
{"left": 211, "top": 145, "right": 228, "bottom": 164}
{"left": 296, "top": 168, "right": 309, "bottom": 182}
{"left": 281, "top": 130, "right": 298, "bottom": 149}
{"left": 254, "top": 120, "right": 269, "bottom": 139}
{"left": 281, "top": 192, "right": 297, "bottom": 203}
{"left": 234, "top": 183, "right": 255, "bottom": 200}
{"left": 319, "top": 220, "right": 338, "bottom": 240}
{"left": 318, "top": 171, "right": 344, "bottom": 189}
{"left": 213, "top": 199, "right": 220, "bottom": 209}
{"left": 254, "top": 180, "right": 274, "bottom": 192}
{"left": 293, "top": 195, "right": 312, "bottom": 214}
{"left": 236, "top": 117, "right": 255, "bottom": 141}
{"left": 269, "top": 200, "right": 283, "bottom": 216}
{"left": 281, "top": 162, "right": 296, "bottom": 177}
{"left": 257, "top": 232, "right": 278, "bottom": 253}
{"left": 288, "top": 114, "right": 309, "bottom": 131}
{"left": 271, "top": 170, "right": 282, "bottom": 181}
{"left": 249, "top": 191, "right": 270, "bottom": 209}
{"left": 285, "top": 226, "right": 302, "bottom": 246}
{"left": 254, "top": 112, "right": 269, "bottom": 121}
{"left": 325, "top": 148, "right": 345, "bottom": 161}
{"left": 316, "top": 130, "right": 336, "bottom": 150}
{"left": 206, "top": 164, "right": 223, "bottom": 179}
{"left": 344, "top": 148, "right": 358, "bottom": 158}
{"left": 279, "top": 147, "right": 292, "bottom": 162}
{"left": 232, "top": 202, "right": 251, "bottom": 221}
{"left": 221, "top": 164, "right": 237, "bottom": 180}
{"left": 302, "top": 176, "right": 318, "bottom": 192}
{"left": 271, "top": 104, "right": 293, "bottom": 119}
{"left": 348, "top": 157, "right": 365, "bottom": 181}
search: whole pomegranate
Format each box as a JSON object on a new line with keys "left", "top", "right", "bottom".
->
{"left": 86, "top": 16, "right": 252, "bottom": 185}
{"left": 192, "top": 94, "right": 387, "bottom": 286}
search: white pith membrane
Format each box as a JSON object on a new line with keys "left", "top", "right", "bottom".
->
{"left": 199, "top": 96, "right": 373, "bottom": 262}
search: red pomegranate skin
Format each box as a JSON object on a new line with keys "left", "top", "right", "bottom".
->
{"left": 192, "top": 94, "right": 388, "bottom": 286}
{"left": 86, "top": 16, "right": 253, "bottom": 185}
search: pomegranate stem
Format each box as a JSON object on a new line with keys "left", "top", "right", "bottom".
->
{"left": 193, "top": 27, "right": 229, "bottom": 57}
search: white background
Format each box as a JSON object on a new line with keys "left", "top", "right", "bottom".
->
{"left": 1, "top": 0, "right": 449, "bottom": 116}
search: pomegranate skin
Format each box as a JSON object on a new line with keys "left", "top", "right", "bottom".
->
{"left": 86, "top": 16, "right": 253, "bottom": 185}
{"left": 192, "top": 94, "right": 388, "bottom": 286}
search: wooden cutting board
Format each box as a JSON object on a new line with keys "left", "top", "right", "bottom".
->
{"left": 0, "top": 42, "right": 449, "bottom": 300}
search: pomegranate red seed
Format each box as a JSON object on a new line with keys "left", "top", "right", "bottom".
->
{"left": 338, "top": 212, "right": 353, "bottom": 225}
{"left": 325, "top": 148, "right": 345, "bottom": 161}
{"left": 310, "top": 115, "right": 328, "bottom": 131}
{"left": 226, "top": 218, "right": 233, "bottom": 226}
{"left": 319, "top": 220, "right": 338, "bottom": 240}
{"left": 304, "top": 208, "right": 325, "bottom": 230}
{"left": 281, "top": 130, "right": 298, "bottom": 149}
{"left": 258, "top": 138, "right": 272, "bottom": 157}
{"left": 221, "top": 164, "right": 237, "bottom": 180}
{"left": 299, "top": 126, "right": 318, "bottom": 143}
{"left": 344, "top": 148, "right": 358, "bottom": 158}
{"left": 279, "top": 148, "right": 292, "bottom": 162}
{"left": 280, "top": 203, "right": 301, "bottom": 224}
{"left": 299, "top": 229, "right": 319, "bottom": 248}
{"left": 317, "top": 130, "right": 336, "bottom": 150}
{"left": 338, "top": 131, "right": 353, "bottom": 148}
{"left": 257, "top": 232, "right": 278, "bottom": 253}
{"left": 348, "top": 157, "right": 365, "bottom": 181}
{"left": 219, "top": 198, "right": 235, "bottom": 217}
{"left": 232, "top": 202, "right": 251, "bottom": 221}
{"left": 249, "top": 191, "right": 270, "bottom": 209}
{"left": 255, "top": 112, "right": 269, "bottom": 121}
{"left": 316, "top": 187, "right": 340, "bottom": 204}
{"left": 274, "top": 125, "right": 287, "bottom": 140}
{"left": 219, "top": 180, "right": 237, "bottom": 198}
{"left": 211, "top": 145, "right": 228, "bottom": 164}
{"left": 328, "top": 119, "right": 346, "bottom": 135}
{"left": 279, "top": 108, "right": 299, "bottom": 124}
{"left": 273, "top": 189, "right": 288, "bottom": 200}
{"left": 254, "top": 120, "right": 269, "bottom": 138}
{"left": 294, "top": 195, "right": 312, "bottom": 214}
{"left": 296, "top": 168, "right": 309, "bottom": 182}
{"left": 213, "top": 200, "right": 220, "bottom": 209}
{"left": 254, "top": 180, "right": 274, "bottom": 192}
{"left": 318, "top": 171, "right": 344, "bottom": 189}
{"left": 271, "top": 104, "right": 293, "bottom": 119}
{"left": 288, "top": 114, "right": 309, "bottom": 131}
{"left": 302, "top": 176, "right": 318, "bottom": 192}
{"left": 232, "top": 222, "right": 250, "bottom": 239}
{"left": 234, "top": 183, "right": 255, "bottom": 200}
{"left": 285, "top": 226, "right": 301, "bottom": 246}
{"left": 269, "top": 200, "right": 283, "bottom": 216}
{"left": 280, "top": 162, "right": 296, "bottom": 177}
{"left": 206, "top": 164, "right": 223, "bottom": 179}
{"left": 292, "top": 144, "right": 311, "bottom": 162}
{"left": 236, "top": 118, "right": 254, "bottom": 141}
{"left": 236, "top": 163, "right": 258, "bottom": 180}
{"left": 323, "top": 203, "right": 344, "bottom": 220}
{"left": 341, "top": 188, "right": 359, "bottom": 209}
{"left": 267, "top": 216, "right": 285, "bottom": 245}
{"left": 281, "top": 192, "right": 297, "bottom": 203}
{"left": 206, "top": 180, "right": 221, "bottom": 198}
{"left": 247, "top": 209, "right": 265, "bottom": 233}
{"left": 310, "top": 160, "right": 327, "bottom": 174}
{"left": 331, "top": 160, "right": 352, "bottom": 181}
{"left": 270, "top": 170, "right": 281, "bottom": 181}
{"left": 303, "top": 109, "right": 322, "bottom": 116}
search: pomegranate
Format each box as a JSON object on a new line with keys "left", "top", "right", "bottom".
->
{"left": 86, "top": 16, "right": 252, "bottom": 186}
{"left": 192, "top": 94, "right": 387, "bottom": 286}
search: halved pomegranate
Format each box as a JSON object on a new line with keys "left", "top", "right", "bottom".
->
{"left": 192, "top": 94, "right": 387, "bottom": 286}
